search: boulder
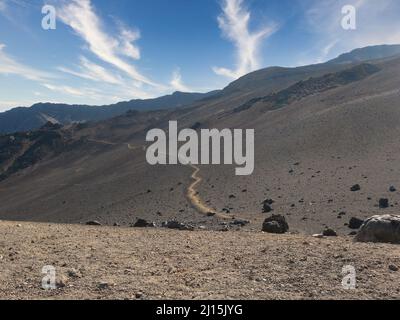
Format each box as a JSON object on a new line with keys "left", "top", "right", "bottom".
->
{"left": 355, "top": 215, "right": 400, "bottom": 243}
{"left": 349, "top": 217, "right": 364, "bottom": 229}
{"left": 262, "top": 215, "right": 289, "bottom": 234}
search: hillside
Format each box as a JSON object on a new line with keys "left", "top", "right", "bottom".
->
{"left": 1, "top": 46, "right": 400, "bottom": 235}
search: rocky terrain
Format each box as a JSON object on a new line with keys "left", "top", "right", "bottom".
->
{"left": 1, "top": 220, "right": 400, "bottom": 300}
{"left": 1, "top": 45, "right": 400, "bottom": 300}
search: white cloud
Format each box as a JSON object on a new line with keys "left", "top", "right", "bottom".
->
{"left": 0, "top": 44, "right": 53, "bottom": 81}
{"left": 170, "top": 68, "right": 191, "bottom": 92}
{"left": 213, "top": 0, "right": 276, "bottom": 79}
{"left": 43, "top": 83, "right": 87, "bottom": 97}
{"left": 301, "top": 0, "right": 400, "bottom": 64}
{"left": 57, "top": 0, "right": 157, "bottom": 87}
{"left": 58, "top": 56, "right": 122, "bottom": 85}
{"left": 119, "top": 27, "right": 141, "bottom": 60}
{"left": 0, "top": 0, "right": 6, "bottom": 12}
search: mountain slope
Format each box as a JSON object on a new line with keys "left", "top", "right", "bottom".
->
{"left": 1, "top": 46, "right": 400, "bottom": 235}
{"left": 0, "top": 91, "right": 218, "bottom": 134}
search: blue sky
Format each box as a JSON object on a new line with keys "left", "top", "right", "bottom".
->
{"left": 0, "top": 0, "right": 400, "bottom": 111}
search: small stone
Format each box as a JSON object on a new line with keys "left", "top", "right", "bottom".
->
{"left": 86, "top": 221, "right": 102, "bottom": 226}
{"left": 389, "top": 265, "right": 399, "bottom": 272}
{"left": 379, "top": 198, "right": 389, "bottom": 209}
{"left": 67, "top": 268, "right": 82, "bottom": 278}
{"left": 98, "top": 282, "right": 110, "bottom": 290}
{"left": 350, "top": 184, "right": 361, "bottom": 192}
{"left": 389, "top": 186, "right": 397, "bottom": 192}
{"left": 322, "top": 228, "right": 337, "bottom": 237}
{"left": 312, "top": 234, "right": 324, "bottom": 239}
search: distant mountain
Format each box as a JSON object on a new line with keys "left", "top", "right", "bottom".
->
{"left": 327, "top": 44, "right": 400, "bottom": 64}
{"left": 222, "top": 44, "right": 400, "bottom": 95}
{"left": 0, "top": 91, "right": 219, "bottom": 134}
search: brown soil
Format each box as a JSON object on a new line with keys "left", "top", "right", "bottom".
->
{"left": 0, "top": 221, "right": 399, "bottom": 300}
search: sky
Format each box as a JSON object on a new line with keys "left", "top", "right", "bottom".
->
{"left": 0, "top": 0, "right": 400, "bottom": 111}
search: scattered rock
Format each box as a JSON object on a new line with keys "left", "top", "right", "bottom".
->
{"left": 355, "top": 215, "right": 400, "bottom": 243}
{"left": 56, "top": 275, "right": 68, "bottom": 289}
{"left": 349, "top": 231, "right": 358, "bottom": 236}
{"left": 389, "top": 186, "right": 397, "bottom": 192}
{"left": 389, "top": 265, "right": 399, "bottom": 272}
{"left": 229, "top": 194, "right": 236, "bottom": 199}
{"left": 162, "top": 220, "right": 195, "bottom": 231}
{"left": 86, "top": 221, "right": 102, "bottom": 226}
{"left": 322, "top": 228, "right": 337, "bottom": 237}
{"left": 262, "top": 215, "right": 289, "bottom": 234}
{"left": 350, "top": 184, "right": 361, "bottom": 192}
{"left": 379, "top": 198, "right": 390, "bottom": 209}
{"left": 207, "top": 212, "right": 216, "bottom": 217}
{"left": 98, "top": 282, "right": 110, "bottom": 290}
{"left": 133, "top": 219, "right": 156, "bottom": 228}
{"left": 67, "top": 268, "right": 82, "bottom": 278}
{"left": 230, "top": 219, "right": 250, "bottom": 227}
{"left": 349, "top": 217, "right": 364, "bottom": 230}
{"left": 263, "top": 204, "right": 273, "bottom": 213}
{"left": 262, "top": 199, "right": 274, "bottom": 213}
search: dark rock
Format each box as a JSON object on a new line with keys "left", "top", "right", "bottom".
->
{"left": 322, "top": 228, "right": 338, "bottom": 237}
{"left": 229, "top": 194, "right": 236, "bottom": 199}
{"left": 263, "top": 204, "right": 273, "bottom": 213}
{"left": 262, "top": 215, "right": 289, "bottom": 234}
{"left": 379, "top": 198, "right": 389, "bottom": 209}
{"left": 162, "top": 220, "right": 195, "bottom": 231}
{"left": 350, "top": 184, "right": 361, "bottom": 192}
{"left": 133, "top": 219, "right": 155, "bottom": 228}
{"left": 349, "top": 231, "right": 358, "bottom": 236}
{"left": 389, "top": 265, "right": 399, "bottom": 272}
{"left": 390, "top": 186, "right": 397, "bottom": 192}
{"left": 207, "top": 212, "right": 216, "bottom": 217}
{"left": 86, "top": 221, "right": 102, "bottom": 226}
{"left": 230, "top": 219, "right": 250, "bottom": 227}
{"left": 349, "top": 217, "right": 364, "bottom": 229}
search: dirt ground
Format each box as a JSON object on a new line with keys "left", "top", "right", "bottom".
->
{"left": 0, "top": 221, "right": 399, "bottom": 300}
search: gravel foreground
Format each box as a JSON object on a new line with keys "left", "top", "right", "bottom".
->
{"left": 0, "top": 221, "right": 399, "bottom": 300}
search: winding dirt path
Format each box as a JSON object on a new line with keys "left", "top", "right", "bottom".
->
{"left": 186, "top": 164, "right": 232, "bottom": 219}
{"left": 89, "top": 139, "right": 235, "bottom": 220}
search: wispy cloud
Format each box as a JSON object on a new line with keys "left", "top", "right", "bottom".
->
{"left": 170, "top": 68, "right": 191, "bottom": 92}
{"left": 213, "top": 0, "right": 276, "bottom": 79}
{"left": 0, "top": 0, "right": 6, "bottom": 12}
{"left": 0, "top": 44, "right": 53, "bottom": 81}
{"left": 57, "top": 0, "right": 157, "bottom": 87}
{"left": 58, "top": 56, "right": 122, "bottom": 85}
{"left": 300, "top": 0, "right": 400, "bottom": 64}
